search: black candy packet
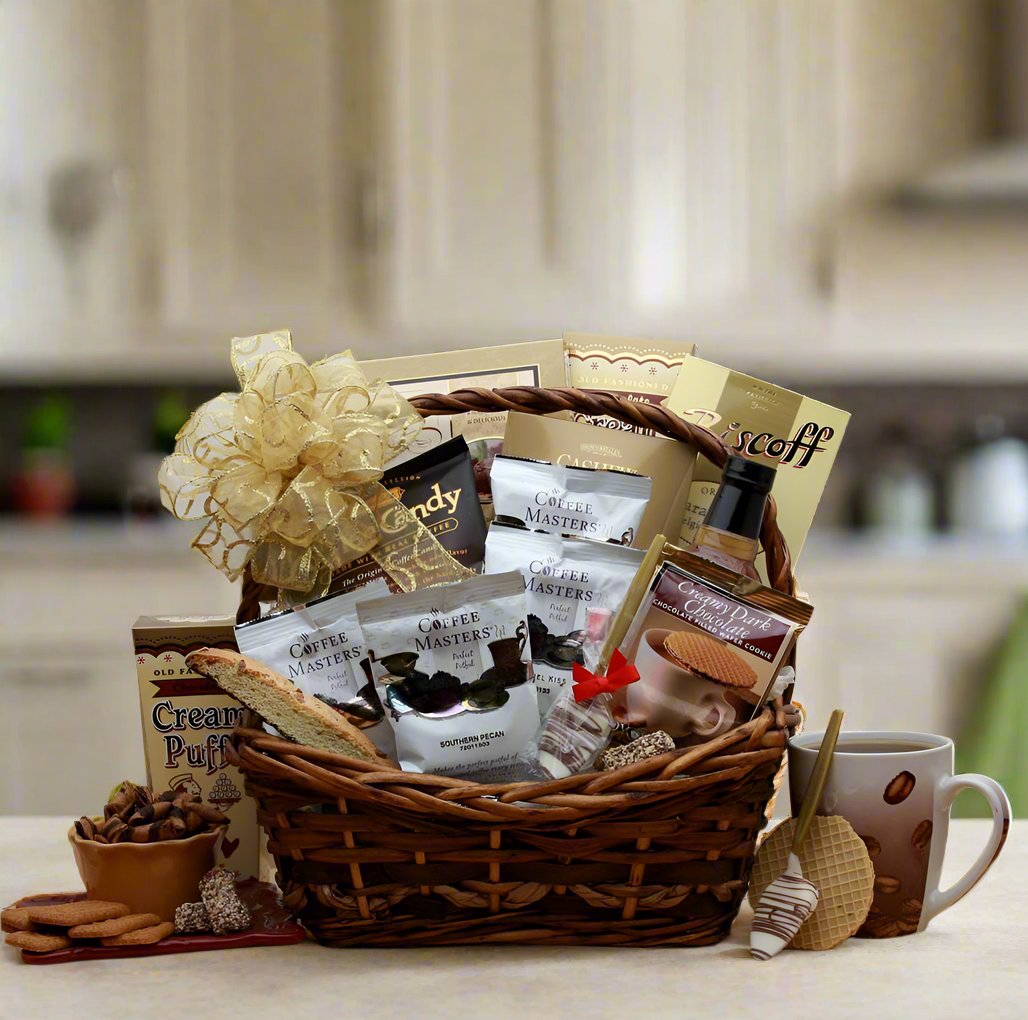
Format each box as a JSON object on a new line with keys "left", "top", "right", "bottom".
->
{"left": 332, "top": 436, "right": 488, "bottom": 594}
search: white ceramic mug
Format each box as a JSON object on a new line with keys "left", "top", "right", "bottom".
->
{"left": 789, "top": 730, "right": 1010, "bottom": 937}
{"left": 625, "top": 628, "right": 732, "bottom": 738}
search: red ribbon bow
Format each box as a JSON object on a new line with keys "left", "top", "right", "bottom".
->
{"left": 571, "top": 650, "right": 640, "bottom": 702}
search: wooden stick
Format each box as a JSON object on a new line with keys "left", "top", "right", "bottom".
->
{"left": 792, "top": 709, "right": 844, "bottom": 854}
{"left": 598, "top": 533, "right": 666, "bottom": 672}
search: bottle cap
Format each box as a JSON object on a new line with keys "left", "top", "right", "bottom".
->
{"left": 722, "top": 455, "right": 777, "bottom": 494}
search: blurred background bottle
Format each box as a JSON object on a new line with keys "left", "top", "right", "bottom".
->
{"left": 863, "top": 425, "right": 935, "bottom": 537}
{"left": 948, "top": 415, "right": 1028, "bottom": 537}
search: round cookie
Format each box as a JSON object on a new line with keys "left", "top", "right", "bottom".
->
{"left": 27, "top": 900, "right": 130, "bottom": 928}
{"left": 6, "top": 930, "right": 72, "bottom": 953}
{"left": 101, "top": 920, "right": 175, "bottom": 947}
{"left": 1, "top": 906, "right": 32, "bottom": 933}
{"left": 663, "top": 630, "right": 758, "bottom": 688}
{"left": 68, "top": 913, "right": 162, "bottom": 939}
{"left": 748, "top": 815, "right": 874, "bottom": 950}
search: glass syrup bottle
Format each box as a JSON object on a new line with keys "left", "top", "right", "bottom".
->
{"left": 688, "top": 455, "right": 777, "bottom": 580}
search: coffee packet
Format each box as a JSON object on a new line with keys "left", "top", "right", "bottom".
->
{"left": 234, "top": 579, "right": 394, "bottom": 755}
{"left": 501, "top": 411, "right": 695, "bottom": 548}
{"left": 331, "top": 436, "right": 488, "bottom": 594}
{"left": 357, "top": 571, "right": 538, "bottom": 780}
{"left": 483, "top": 522, "right": 644, "bottom": 715}
{"left": 490, "top": 455, "right": 652, "bottom": 546}
{"left": 617, "top": 545, "right": 811, "bottom": 743}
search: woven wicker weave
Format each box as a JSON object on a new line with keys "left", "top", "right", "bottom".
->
{"left": 230, "top": 386, "right": 799, "bottom": 947}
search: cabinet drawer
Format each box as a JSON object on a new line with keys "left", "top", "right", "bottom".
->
{"left": 0, "top": 653, "right": 146, "bottom": 815}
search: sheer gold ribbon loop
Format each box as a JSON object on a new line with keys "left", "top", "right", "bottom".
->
{"left": 159, "top": 330, "right": 473, "bottom": 600}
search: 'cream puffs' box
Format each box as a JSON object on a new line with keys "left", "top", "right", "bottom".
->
{"left": 133, "top": 615, "right": 258, "bottom": 878}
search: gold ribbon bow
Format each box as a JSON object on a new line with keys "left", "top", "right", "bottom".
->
{"left": 159, "top": 330, "right": 473, "bottom": 602}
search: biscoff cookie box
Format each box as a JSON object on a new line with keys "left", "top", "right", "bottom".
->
{"left": 132, "top": 615, "right": 258, "bottom": 878}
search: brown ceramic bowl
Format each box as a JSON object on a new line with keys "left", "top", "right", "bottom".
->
{"left": 68, "top": 825, "right": 225, "bottom": 921}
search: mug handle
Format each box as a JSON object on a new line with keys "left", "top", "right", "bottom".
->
{"left": 923, "top": 773, "right": 1011, "bottom": 926}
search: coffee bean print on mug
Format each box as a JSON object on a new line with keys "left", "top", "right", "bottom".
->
{"left": 883, "top": 770, "right": 916, "bottom": 805}
{"left": 859, "top": 908, "right": 900, "bottom": 939}
{"left": 911, "top": 819, "right": 933, "bottom": 854}
{"left": 860, "top": 834, "right": 881, "bottom": 858}
{"left": 897, "top": 898, "right": 922, "bottom": 934}
{"left": 874, "top": 874, "right": 901, "bottom": 895}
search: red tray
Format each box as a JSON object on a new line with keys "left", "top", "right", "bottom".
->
{"left": 15, "top": 879, "right": 306, "bottom": 964}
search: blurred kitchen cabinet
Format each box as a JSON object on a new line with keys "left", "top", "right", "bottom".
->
{"left": 0, "top": 530, "right": 238, "bottom": 814}
{"left": 797, "top": 559, "right": 1022, "bottom": 739}
{"left": 374, "top": 0, "right": 618, "bottom": 336}
{"left": 0, "top": 651, "right": 144, "bottom": 816}
{"left": 133, "top": 0, "right": 997, "bottom": 361}
{"left": 143, "top": 0, "right": 361, "bottom": 342}
{"left": 372, "top": 0, "right": 852, "bottom": 342}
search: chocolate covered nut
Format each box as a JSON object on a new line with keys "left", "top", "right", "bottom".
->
{"left": 74, "top": 816, "right": 97, "bottom": 840}
{"left": 874, "top": 874, "right": 901, "bottom": 895}
{"left": 884, "top": 770, "right": 916, "bottom": 805}
{"left": 911, "top": 819, "right": 933, "bottom": 854}
{"left": 199, "top": 867, "right": 251, "bottom": 934}
{"left": 598, "top": 731, "right": 675, "bottom": 771}
{"left": 6, "top": 930, "right": 71, "bottom": 953}
{"left": 174, "top": 901, "right": 211, "bottom": 934}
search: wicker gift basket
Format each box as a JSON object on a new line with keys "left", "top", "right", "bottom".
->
{"left": 229, "top": 386, "right": 800, "bottom": 948}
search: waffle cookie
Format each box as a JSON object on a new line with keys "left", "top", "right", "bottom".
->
{"left": 748, "top": 815, "right": 874, "bottom": 951}
{"left": 663, "top": 630, "right": 757, "bottom": 689}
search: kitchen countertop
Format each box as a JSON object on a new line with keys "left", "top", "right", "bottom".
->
{"left": 2, "top": 818, "right": 1025, "bottom": 1019}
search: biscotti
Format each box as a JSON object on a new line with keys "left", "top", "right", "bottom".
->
{"left": 185, "top": 649, "right": 382, "bottom": 763}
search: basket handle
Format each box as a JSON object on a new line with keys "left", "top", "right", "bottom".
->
{"left": 410, "top": 385, "right": 795, "bottom": 596}
{"left": 236, "top": 384, "right": 796, "bottom": 624}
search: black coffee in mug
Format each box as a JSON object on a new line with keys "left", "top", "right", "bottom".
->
{"left": 789, "top": 729, "right": 1010, "bottom": 938}
{"left": 832, "top": 739, "right": 937, "bottom": 754}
